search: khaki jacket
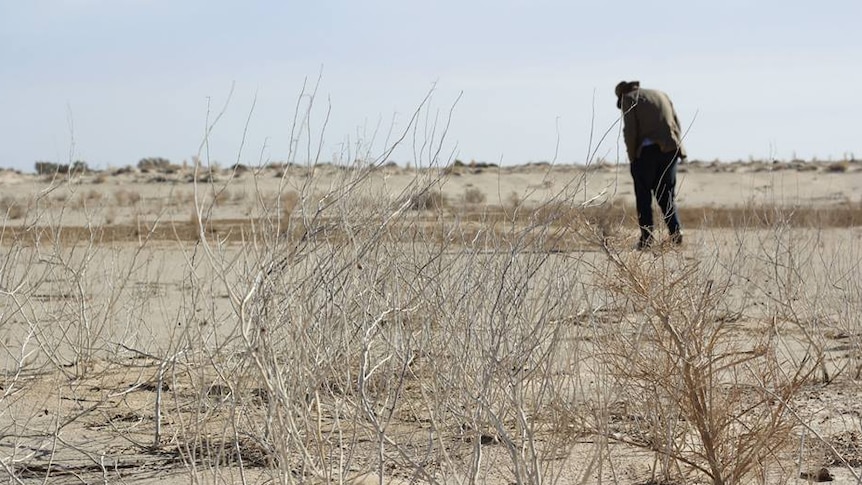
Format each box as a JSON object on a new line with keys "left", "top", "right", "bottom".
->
{"left": 620, "top": 88, "right": 687, "bottom": 162}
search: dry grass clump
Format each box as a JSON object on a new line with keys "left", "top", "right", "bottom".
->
{"left": 826, "top": 161, "right": 851, "bottom": 173}
{"left": 795, "top": 163, "right": 820, "bottom": 172}
{"left": 169, "top": 190, "right": 194, "bottom": 207}
{"left": 404, "top": 188, "right": 445, "bottom": 211}
{"left": 0, "top": 195, "right": 26, "bottom": 220}
{"left": 231, "top": 189, "right": 248, "bottom": 204}
{"left": 114, "top": 188, "right": 142, "bottom": 206}
{"left": 505, "top": 191, "right": 522, "bottom": 209}
{"left": 462, "top": 186, "right": 487, "bottom": 205}
{"left": 211, "top": 188, "right": 231, "bottom": 207}
{"left": 280, "top": 190, "right": 299, "bottom": 218}
{"left": 73, "top": 189, "right": 103, "bottom": 209}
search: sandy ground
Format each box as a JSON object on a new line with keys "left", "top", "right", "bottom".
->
{"left": 2, "top": 161, "right": 862, "bottom": 484}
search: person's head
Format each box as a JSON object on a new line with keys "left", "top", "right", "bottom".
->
{"left": 615, "top": 80, "right": 640, "bottom": 109}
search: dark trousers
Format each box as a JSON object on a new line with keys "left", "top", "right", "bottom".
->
{"left": 630, "top": 145, "right": 681, "bottom": 241}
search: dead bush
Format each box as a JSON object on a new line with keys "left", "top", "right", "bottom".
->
{"left": 137, "top": 157, "right": 175, "bottom": 173}
{"left": 114, "top": 189, "right": 142, "bottom": 206}
{"left": 0, "top": 195, "right": 26, "bottom": 220}
{"left": 827, "top": 161, "right": 850, "bottom": 173}
{"left": 405, "top": 189, "right": 445, "bottom": 211}
{"left": 506, "top": 191, "right": 521, "bottom": 208}
{"left": 463, "top": 186, "right": 487, "bottom": 205}
{"left": 212, "top": 188, "right": 231, "bottom": 207}
{"left": 597, "top": 249, "right": 813, "bottom": 484}
{"left": 280, "top": 191, "right": 299, "bottom": 219}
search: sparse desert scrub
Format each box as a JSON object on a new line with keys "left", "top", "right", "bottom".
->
{"left": 0, "top": 194, "right": 176, "bottom": 482}
{"left": 185, "top": 164, "right": 599, "bottom": 484}
{"left": 5, "top": 168, "right": 862, "bottom": 483}
{"left": 7, "top": 106, "right": 862, "bottom": 483}
{"left": 164, "top": 93, "right": 607, "bottom": 483}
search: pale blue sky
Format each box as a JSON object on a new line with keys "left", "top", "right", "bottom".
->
{"left": 2, "top": 1, "right": 861, "bottom": 171}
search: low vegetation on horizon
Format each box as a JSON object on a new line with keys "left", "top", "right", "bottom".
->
{"left": 5, "top": 153, "right": 860, "bottom": 178}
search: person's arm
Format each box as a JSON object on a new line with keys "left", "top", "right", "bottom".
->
{"left": 622, "top": 97, "right": 639, "bottom": 162}
{"left": 669, "top": 100, "right": 687, "bottom": 160}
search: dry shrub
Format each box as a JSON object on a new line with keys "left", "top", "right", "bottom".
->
{"left": 51, "top": 192, "right": 69, "bottom": 205}
{"left": 232, "top": 189, "right": 248, "bottom": 204}
{"left": 189, "top": 207, "right": 205, "bottom": 232}
{"left": 463, "top": 186, "right": 486, "bottom": 205}
{"left": 597, "top": 248, "right": 813, "bottom": 484}
{"left": 443, "top": 163, "right": 465, "bottom": 176}
{"left": 405, "top": 189, "right": 445, "bottom": 211}
{"left": 583, "top": 198, "right": 631, "bottom": 242}
{"left": 212, "top": 188, "right": 231, "bottom": 207}
{"left": 506, "top": 191, "right": 521, "bottom": 209}
{"left": 187, "top": 171, "right": 218, "bottom": 184}
{"left": 0, "top": 195, "right": 26, "bottom": 220}
{"left": 170, "top": 190, "right": 194, "bottom": 207}
{"left": 114, "top": 189, "right": 142, "bottom": 206}
{"left": 229, "top": 163, "right": 250, "bottom": 176}
{"left": 796, "top": 163, "right": 819, "bottom": 172}
{"left": 531, "top": 199, "right": 632, "bottom": 237}
{"left": 80, "top": 189, "right": 103, "bottom": 207}
{"left": 111, "top": 166, "right": 135, "bottom": 176}
{"left": 104, "top": 207, "right": 117, "bottom": 225}
{"left": 280, "top": 191, "right": 299, "bottom": 218}
{"left": 249, "top": 190, "right": 301, "bottom": 226}
{"left": 827, "top": 161, "right": 850, "bottom": 173}
{"left": 529, "top": 201, "right": 567, "bottom": 226}
{"left": 137, "top": 157, "right": 177, "bottom": 173}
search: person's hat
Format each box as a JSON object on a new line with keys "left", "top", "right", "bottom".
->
{"left": 615, "top": 80, "right": 640, "bottom": 108}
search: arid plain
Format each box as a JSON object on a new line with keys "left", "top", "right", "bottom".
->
{"left": 2, "top": 159, "right": 862, "bottom": 484}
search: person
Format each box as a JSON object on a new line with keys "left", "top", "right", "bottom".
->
{"left": 615, "top": 80, "right": 686, "bottom": 250}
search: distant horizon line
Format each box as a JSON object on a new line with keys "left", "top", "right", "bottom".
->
{"left": 3, "top": 155, "right": 861, "bottom": 175}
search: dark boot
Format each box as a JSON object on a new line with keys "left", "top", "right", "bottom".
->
{"left": 636, "top": 230, "right": 654, "bottom": 250}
